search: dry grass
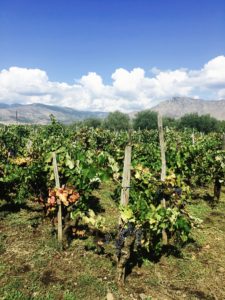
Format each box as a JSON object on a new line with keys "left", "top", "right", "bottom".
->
{"left": 0, "top": 184, "right": 225, "bottom": 300}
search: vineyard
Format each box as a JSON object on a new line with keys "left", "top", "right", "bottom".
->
{"left": 0, "top": 118, "right": 225, "bottom": 300}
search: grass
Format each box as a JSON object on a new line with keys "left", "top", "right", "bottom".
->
{"left": 187, "top": 200, "right": 211, "bottom": 219}
{"left": 0, "top": 182, "right": 225, "bottom": 299}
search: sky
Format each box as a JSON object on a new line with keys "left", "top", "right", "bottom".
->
{"left": 0, "top": 0, "right": 225, "bottom": 112}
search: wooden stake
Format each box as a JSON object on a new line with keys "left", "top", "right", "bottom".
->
{"left": 120, "top": 145, "right": 132, "bottom": 206}
{"left": 222, "top": 133, "right": 225, "bottom": 150}
{"left": 117, "top": 141, "right": 132, "bottom": 285}
{"left": 158, "top": 114, "right": 166, "bottom": 182}
{"left": 157, "top": 114, "right": 168, "bottom": 245}
{"left": 52, "top": 152, "right": 63, "bottom": 247}
{"left": 191, "top": 130, "right": 195, "bottom": 145}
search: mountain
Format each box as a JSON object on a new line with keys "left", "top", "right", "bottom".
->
{"left": 1, "top": 97, "right": 224, "bottom": 125}
{"left": 151, "top": 97, "right": 225, "bottom": 120}
{"left": 0, "top": 103, "right": 107, "bottom": 124}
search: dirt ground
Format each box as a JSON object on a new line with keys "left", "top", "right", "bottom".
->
{"left": 0, "top": 183, "right": 225, "bottom": 300}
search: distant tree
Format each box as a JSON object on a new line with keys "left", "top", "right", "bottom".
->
{"left": 163, "top": 116, "right": 177, "bottom": 128}
{"left": 83, "top": 117, "right": 102, "bottom": 128}
{"left": 133, "top": 110, "right": 158, "bottom": 130}
{"left": 219, "top": 120, "right": 225, "bottom": 132}
{"left": 178, "top": 113, "right": 220, "bottom": 133}
{"left": 68, "top": 120, "right": 83, "bottom": 130}
{"left": 103, "top": 111, "right": 130, "bottom": 131}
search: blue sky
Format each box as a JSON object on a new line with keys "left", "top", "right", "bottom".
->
{"left": 0, "top": 0, "right": 225, "bottom": 111}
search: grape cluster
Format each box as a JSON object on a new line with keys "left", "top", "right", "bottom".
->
{"left": 135, "top": 228, "right": 143, "bottom": 247}
{"left": 115, "top": 222, "right": 134, "bottom": 257}
{"left": 155, "top": 187, "right": 164, "bottom": 202}
{"left": 174, "top": 187, "right": 182, "bottom": 196}
{"left": 104, "top": 233, "right": 112, "bottom": 244}
{"left": 8, "top": 149, "right": 16, "bottom": 157}
{"left": 155, "top": 186, "right": 183, "bottom": 203}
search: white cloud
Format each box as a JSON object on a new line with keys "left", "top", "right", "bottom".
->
{"left": 0, "top": 56, "right": 225, "bottom": 112}
{"left": 218, "top": 88, "right": 225, "bottom": 98}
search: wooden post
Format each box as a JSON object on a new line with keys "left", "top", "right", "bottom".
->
{"left": 52, "top": 152, "right": 63, "bottom": 247}
{"left": 120, "top": 145, "right": 132, "bottom": 206}
{"left": 138, "top": 128, "right": 141, "bottom": 143}
{"left": 222, "top": 133, "right": 225, "bottom": 150}
{"left": 117, "top": 140, "right": 132, "bottom": 285}
{"left": 158, "top": 114, "right": 166, "bottom": 182}
{"left": 191, "top": 130, "right": 195, "bottom": 145}
{"left": 128, "top": 129, "right": 132, "bottom": 143}
{"left": 157, "top": 114, "right": 168, "bottom": 245}
{"left": 26, "top": 139, "right": 33, "bottom": 154}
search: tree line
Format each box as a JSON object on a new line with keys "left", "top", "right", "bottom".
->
{"left": 71, "top": 110, "right": 225, "bottom": 133}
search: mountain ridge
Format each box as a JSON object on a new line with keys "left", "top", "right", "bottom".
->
{"left": 0, "top": 103, "right": 107, "bottom": 124}
{"left": 0, "top": 97, "right": 224, "bottom": 124}
{"left": 151, "top": 97, "right": 225, "bottom": 120}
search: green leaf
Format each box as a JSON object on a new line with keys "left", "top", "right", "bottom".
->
{"left": 65, "top": 153, "right": 75, "bottom": 169}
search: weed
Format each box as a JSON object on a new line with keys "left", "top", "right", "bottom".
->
{"left": 63, "top": 291, "right": 78, "bottom": 300}
{"left": 1, "top": 290, "right": 28, "bottom": 300}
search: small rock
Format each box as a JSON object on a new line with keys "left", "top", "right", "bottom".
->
{"left": 218, "top": 267, "right": 225, "bottom": 273}
{"left": 32, "top": 292, "right": 39, "bottom": 297}
{"left": 106, "top": 292, "right": 114, "bottom": 300}
{"left": 139, "top": 293, "right": 147, "bottom": 300}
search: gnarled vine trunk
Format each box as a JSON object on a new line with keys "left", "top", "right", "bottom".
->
{"left": 117, "top": 235, "right": 135, "bottom": 285}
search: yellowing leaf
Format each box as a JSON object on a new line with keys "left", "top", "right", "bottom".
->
{"left": 120, "top": 206, "right": 134, "bottom": 222}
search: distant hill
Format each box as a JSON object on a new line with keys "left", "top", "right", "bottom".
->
{"left": 151, "top": 97, "right": 225, "bottom": 120}
{"left": 0, "top": 103, "right": 107, "bottom": 124}
{"left": 1, "top": 97, "right": 224, "bottom": 125}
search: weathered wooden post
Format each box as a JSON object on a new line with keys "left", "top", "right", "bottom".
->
{"left": 158, "top": 114, "right": 166, "bottom": 182}
{"left": 191, "top": 130, "right": 195, "bottom": 145}
{"left": 52, "top": 152, "right": 63, "bottom": 247}
{"left": 138, "top": 127, "right": 141, "bottom": 143}
{"left": 222, "top": 133, "right": 225, "bottom": 150}
{"left": 117, "top": 134, "right": 132, "bottom": 285}
{"left": 158, "top": 114, "right": 168, "bottom": 245}
{"left": 120, "top": 145, "right": 132, "bottom": 206}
